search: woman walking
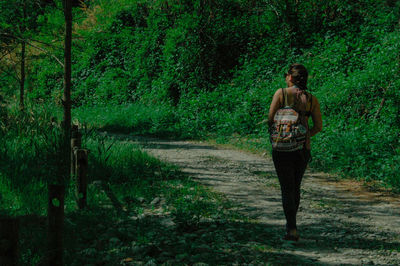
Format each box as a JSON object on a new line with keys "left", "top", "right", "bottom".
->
{"left": 268, "top": 63, "right": 322, "bottom": 241}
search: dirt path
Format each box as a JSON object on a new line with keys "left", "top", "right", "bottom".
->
{"left": 117, "top": 135, "right": 400, "bottom": 265}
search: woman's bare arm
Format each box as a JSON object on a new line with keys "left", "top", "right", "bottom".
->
{"left": 268, "top": 89, "right": 282, "bottom": 126}
{"left": 309, "top": 96, "right": 322, "bottom": 137}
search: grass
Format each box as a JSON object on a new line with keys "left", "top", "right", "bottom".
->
{"left": 1, "top": 105, "right": 308, "bottom": 265}
{"left": 208, "top": 133, "right": 400, "bottom": 193}
{"left": 72, "top": 103, "right": 180, "bottom": 138}
{"left": 8, "top": 131, "right": 316, "bottom": 265}
{"left": 3, "top": 98, "right": 399, "bottom": 264}
{"left": 71, "top": 100, "right": 400, "bottom": 195}
{"left": 213, "top": 134, "right": 272, "bottom": 156}
{"left": 71, "top": 93, "right": 400, "bottom": 192}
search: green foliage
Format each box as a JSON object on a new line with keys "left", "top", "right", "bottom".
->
{"left": 0, "top": 1, "right": 399, "bottom": 262}
{"left": 0, "top": 103, "right": 62, "bottom": 215}
{"left": 0, "top": 103, "right": 250, "bottom": 264}
{"left": 0, "top": 0, "right": 45, "bottom": 38}
{"left": 26, "top": 0, "right": 286, "bottom": 105}
{"left": 2, "top": 0, "right": 400, "bottom": 189}
{"left": 305, "top": 30, "right": 400, "bottom": 188}
{"left": 73, "top": 103, "right": 179, "bottom": 137}
{"left": 0, "top": 0, "right": 61, "bottom": 94}
{"left": 63, "top": 0, "right": 400, "bottom": 188}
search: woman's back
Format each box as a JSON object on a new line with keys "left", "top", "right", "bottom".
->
{"left": 280, "top": 86, "right": 313, "bottom": 115}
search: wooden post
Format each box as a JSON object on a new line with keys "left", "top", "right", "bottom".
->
{"left": 71, "top": 125, "right": 81, "bottom": 177}
{"left": 75, "top": 149, "right": 88, "bottom": 209}
{"left": 48, "top": 184, "right": 65, "bottom": 266}
{"left": 0, "top": 216, "right": 19, "bottom": 266}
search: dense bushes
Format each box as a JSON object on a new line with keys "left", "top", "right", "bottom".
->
{"left": 1, "top": 0, "right": 400, "bottom": 188}
{"left": 309, "top": 30, "right": 400, "bottom": 187}
{"left": 73, "top": 0, "right": 269, "bottom": 105}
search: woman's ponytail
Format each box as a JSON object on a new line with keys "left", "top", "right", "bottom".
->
{"left": 288, "top": 63, "right": 308, "bottom": 91}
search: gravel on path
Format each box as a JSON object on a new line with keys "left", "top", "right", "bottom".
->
{"left": 115, "top": 135, "right": 400, "bottom": 265}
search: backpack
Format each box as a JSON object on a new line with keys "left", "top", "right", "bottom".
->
{"left": 269, "top": 88, "right": 312, "bottom": 152}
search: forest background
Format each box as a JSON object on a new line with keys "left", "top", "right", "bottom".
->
{"left": 0, "top": 0, "right": 399, "bottom": 263}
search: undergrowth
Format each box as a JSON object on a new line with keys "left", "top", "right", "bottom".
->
{"left": 1, "top": 106, "right": 272, "bottom": 265}
{"left": 1, "top": 0, "right": 399, "bottom": 206}
{"left": 62, "top": 0, "right": 400, "bottom": 189}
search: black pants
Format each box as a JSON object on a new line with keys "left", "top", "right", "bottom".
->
{"left": 272, "top": 149, "right": 311, "bottom": 231}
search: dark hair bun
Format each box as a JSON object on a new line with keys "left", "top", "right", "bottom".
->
{"left": 288, "top": 63, "right": 308, "bottom": 91}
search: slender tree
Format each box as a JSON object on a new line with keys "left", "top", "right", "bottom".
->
{"left": 0, "top": 0, "right": 48, "bottom": 109}
{"left": 19, "top": 0, "right": 26, "bottom": 110}
{"left": 47, "top": 1, "right": 72, "bottom": 264}
{"left": 63, "top": 0, "right": 72, "bottom": 141}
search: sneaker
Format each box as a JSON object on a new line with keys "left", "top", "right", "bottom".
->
{"left": 283, "top": 229, "right": 300, "bottom": 241}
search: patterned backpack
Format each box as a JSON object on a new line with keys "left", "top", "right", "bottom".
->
{"left": 270, "top": 88, "right": 312, "bottom": 152}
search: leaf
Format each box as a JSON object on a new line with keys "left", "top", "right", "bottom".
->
{"left": 52, "top": 198, "right": 60, "bottom": 207}
{"left": 106, "top": 139, "right": 116, "bottom": 152}
{"left": 105, "top": 153, "right": 112, "bottom": 163}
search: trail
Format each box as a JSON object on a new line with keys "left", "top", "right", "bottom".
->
{"left": 116, "top": 134, "right": 400, "bottom": 265}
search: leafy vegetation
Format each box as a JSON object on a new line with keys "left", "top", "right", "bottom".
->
{"left": 0, "top": 0, "right": 400, "bottom": 262}
{"left": 2, "top": 1, "right": 399, "bottom": 186}
{"left": 58, "top": 0, "right": 400, "bottom": 188}
{"left": 0, "top": 105, "right": 249, "bottom": 264}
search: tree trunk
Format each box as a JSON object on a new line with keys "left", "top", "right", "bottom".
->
{"left": 19, "top": 41, "right": 25, "bottom": 111}
{"left": 75, "top": 149, "right": 88, "bottom": 209}
{"left": 19, "top": 1, "right": 26, "bottom": 111}
{"left": 47, "top": 184, "right": 65, "bottom": 266}
{"left": 46, "top": 1, "right": 72, "bottom": 264}
{"left": 63, "top": 0, "right": 72, "bottom": 150}
{"left": 0, "top": 217, "right": 19, "bottom": 266}
{"left": 71, "top": 125, "right": 81, "bottom": 177}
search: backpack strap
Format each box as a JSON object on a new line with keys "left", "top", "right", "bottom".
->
{"left": 282, "top": 88, "right": 288, "bottom": 107}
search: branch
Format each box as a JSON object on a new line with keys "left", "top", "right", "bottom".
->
{"left": 10, "top": 62, "right": 20, "bottom": 78}
{"left": 26, "top": 41, "right": 64, "bottom": 67}
{"left": 0, "top": 66, "right": 20, "bottom": 83}
{"left": 0, "top": 32, "right": 64, "bottom": 67}
{"left": 269, "top": 4, "right": 280, "bottom": 18}
{"left": 374, "top": 97, "right": 386, "bottom": 120}
{"left": 0, "top": 49, "right": 24, "bottom": 82}
{"left": 374, "top": 82, "right": 392, "bottom": 120}
{"left": 262, "top": 0, "right": 281, "bottom": 19}
{"left": 28, "top": 37, "right": 62, "bottom": 49}
{"left": 0, "top": 32, "right": 61, "bottom": 48}
{"left": 0, "top": 46, "right": 17, "bottom": 62}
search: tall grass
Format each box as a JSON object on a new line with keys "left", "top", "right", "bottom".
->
{"left": 0, "top": 103, "right": 246, "bottom": 264}
{"left": 73, "top": 103, "right": 179, "bottom": 137}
